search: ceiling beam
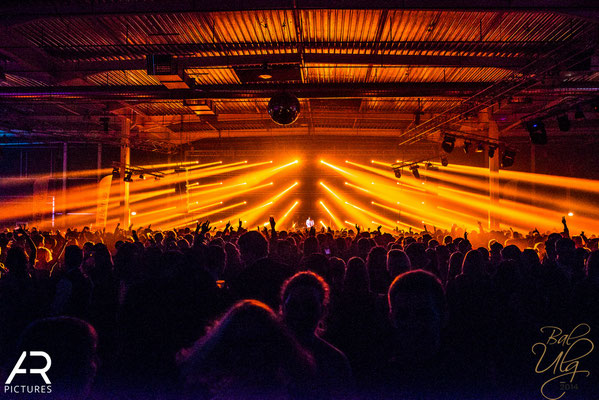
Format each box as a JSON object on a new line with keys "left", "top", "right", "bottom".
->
{"left": 1, "top": 82, "right": 597, "bottom": 100}
{"left": 5, "top": 53, "right": 532, "bottom": 80}
{"left": 38, "top": 40, "right": 568, "bottom": 61}
{"left": 1, "top": 1, "right": 598, "bottom": 21}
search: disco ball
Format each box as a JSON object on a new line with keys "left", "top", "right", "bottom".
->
{"left": 267, "top": 92, "right": 300, "bottom": 125}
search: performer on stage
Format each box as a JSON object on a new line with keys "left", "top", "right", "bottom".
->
{"left": 306, "top": 216, "right": 314, "bottom": 228}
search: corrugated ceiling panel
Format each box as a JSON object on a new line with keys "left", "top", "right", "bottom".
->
{"left": 186, "top": 67, "right": 240, "bottom": 85}
{"left": 86, "top": 70, "right": 159, "bottom": 86}
{"left": 0, "top": 74, "right": 49, "bottom": 87}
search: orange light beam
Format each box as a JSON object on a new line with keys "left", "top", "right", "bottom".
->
{"left": 130, "top": 188, "right": 176, "bottom": 203}
{"left": 319, "top": 201, "right": 342, "bottom": 229}
{"left": 132, "top": 206, "right": 177, "bottom": 218}
{"left": 272, "top": 182, "right": 299, "bottom": 200}
{"left": 320, "top": 160, "right": 354, "bottom": 176}
{"left": 187, "top": 182, "right": 223, "bottom": 189}
{"left": 278, "top": 201, "right": 299, "bottom": 226}
{"left": 345, "top": 181, "right": 371, "bottom": 193}
{"left": 177, "top": 201, "right": 247, "bottom": 227}
{"left": 319, "top": 182, "right": 342, "bottom": 200}
{"left": 371, "top": 160, "right": 393, "bottom": 167}
{"left": 272, "top": 160, "right": 299, "bottom": 171}
{"left": 188, "top": 182, "right": 248, "bottom": 198}
{"left": 188, "top": 201, "right": 224, "bottom": 213}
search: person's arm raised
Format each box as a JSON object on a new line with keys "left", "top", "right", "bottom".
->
{"left": 269, "top": 216, "right": 278, "bottom": 241}
{"left": 132, "top": 229, "right": 140, "bottom": 243}
{"left": 477, "top": 220, "right": 485, "bottom": 235}
{"left": 19, "top": 225, "right": 37, "bottom": 270}
{"left": 561, "top": 216, "right": 570, "bottom": 238}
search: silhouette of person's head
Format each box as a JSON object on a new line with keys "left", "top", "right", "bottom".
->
{"left": 238, "top": 231, "right": 268, "bottom": 266}
{"left": 303, "top": 236, "right": 319, "bottom": 256}
{"left": 205, "top": 244, "right": 226, "bottom": 279}
{"left": 281, "top": 271, "right": 329, "bottom": 341}
{"left": 501, "top": 244, "right": 521, "bottom": 262}
{"left": 64, "top": 245, "right": 83, "bottom": 272}
{"left": 328, "top": 257, "right": 346, "bottom": 291}
{"left": 447, "top": 251, "right": 464, "bottom": 282}
{"left": 387, "top": 249, "right": 411, "bottom": 281}
{"left": 16, "top": 317, "right": 98, "bottom": 398}
{"left": 405, "top": 242, "right": 429, "bottom": 270}
{"left": 357, "top": 237, "right": 372, "bottom": 258}
{"left": 462, "top": 249, "right": 485, "bottom": 276}
{"left": 556, "top": 238, "right": 576, "bottom": 268}
{"left": 182, "top": 299, "right": 313, "bottom": 397}
{"left": 344, "top": 256, "right": 369, "bottom": 295}
{"left": 388, "top": 270, "right": 446, "bottom": 361}
{"left": 301, "top": 253, "right": 330, "bottom": 281}
{"left": 5, "top": 246, "right": 29, "bottom": 277}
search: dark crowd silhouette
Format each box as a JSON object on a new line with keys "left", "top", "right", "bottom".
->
{"left": 0, "top": 216, "right": 598, "bottom": 399}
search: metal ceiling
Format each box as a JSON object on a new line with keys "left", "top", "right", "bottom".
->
{"left": 0, "top": 3, "right": 597, "bottom": 151}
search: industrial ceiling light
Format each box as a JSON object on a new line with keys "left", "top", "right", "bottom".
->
{"left": 501, "top": 148, "right": 516, "bottom": 168}
{"left": 258, "top": 62, "right": 272, "bottom": 80}
{"left": 441, "top": 157, "right": 449, "bottom": 167}
{"left": 441, "top": 134, "right": 455, "bottom": 153}
{"left": 112, "top": 167, "right": 120, "bottom": 179}
{"left": 488, "top": 144, "right": 497, "bottom": 158}
{"left": 463, "top": 141, "right": 471, "bottom": 154}
{"left": 267, "top": 92, "right": 300, "bottom": 125}
{"left": 475, "top": 143, "right": 485, "bottom": 152}
{"left": 526, "top": 120, "right": 547, "bottom": 145}
{"left": 557, "top": 115, "right": 570, "bottom": 132}
{"left": 410, "top": 165, "right": 420, "bottom": 179}
{"left": 124, "top": 171, "right": 133, "bottom": 182}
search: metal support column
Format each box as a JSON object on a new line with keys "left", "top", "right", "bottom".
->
{"left": 120, "top": 119, "right": 131, "bottom": 227}
{"left": 480, "top": 109, "right": 500, "bottom": 230}
{"left": 62, "top": 142, "right": 67, "bottom": 228}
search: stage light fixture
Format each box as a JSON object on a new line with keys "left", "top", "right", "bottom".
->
{"left": 501, "top": 149, "right": 516, "bottom": 168}
{"left": 526, "top": 120, "right": 547, "bottom": 145}
{"left": 112, "top": 167, "right": 120, "bottom": 178}
{"left": 410, "top": 165, "right": 420, "bottom": 180}
{"left": 475, "top": 143, "right": 484, "bottom": 152}
{"left": 124, "top": 171, "right": 133, "bottom": 182}
{"left": 463, "top": 141, "right": 471, "bottom": 154}
{"left": 488, "top": 145, "right": 497, "bottom": 158}
{"left": 441, "top": 134, "right": 455, "bottom": 153}
{"left": 557, "top": 115, "right": 570, "bottom": 132}
{"left": 139, "top": 174, "right": 145, "bottom": 180}
{"left": 441, "top": 157, "right": 449, "bottom": 167}
{"left": 393, "top": 168, "right": 402, "bottom": 179}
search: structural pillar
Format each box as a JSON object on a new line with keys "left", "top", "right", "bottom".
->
{"left": 97, "top": 143, "right": 102, "bottom": 182}
{"left": 530, "top": 144, "right": 536, "bottom": 206}
{"left": 62, "top": 142, "right": 68, "bottom": 228}
{"left": 120, "top": 118, "right": 131, "bottom": 227}
{"left": 480, "top": 109, "right": 500, "bottom": 230}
